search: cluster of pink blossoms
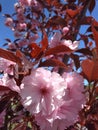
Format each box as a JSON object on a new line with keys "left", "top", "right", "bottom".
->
{"left": 20, "top": 68, "right": 85, "bottom": 130}
{"left": 0, "top": 57, "right": 85, "bottom": 130}
{"left": 19, "top": 0, "right": 41, "bottom": 8}
{"left": 49, "top": 31, "right": 79, "bottom": 51}
{"left": 2, "top": 2, "right": 84, "bottom": 128}
{"left": 0, "top": 58, "right": 20, "bottom": 93}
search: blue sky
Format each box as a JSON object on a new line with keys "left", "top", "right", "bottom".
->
{"left": 0, "top": 0, "right": 98, "bottom": 47}
{"left": 0, "top": 0, "right": 17, "bottom": 47}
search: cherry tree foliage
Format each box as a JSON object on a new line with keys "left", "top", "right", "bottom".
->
{"left": 0, "top": 0, "right": 98, "bottom": 130}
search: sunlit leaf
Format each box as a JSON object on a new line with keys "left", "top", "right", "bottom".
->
{"left": 41, "top": 32, "right": 48, "bottom": 51}
{"left": 30, "top": 43, "right": 42, "bottom": 58}
{"left": 81, "top": 59, "right": 98, "bottom": 81}
{"left": 66, "top": 6, "right": 83, "bottom": 18}
{"left": 0, "top": 48, "right": 21, "bottom": 65}
{"left": 45, "top": 45, "right": 72, "bottom": 56}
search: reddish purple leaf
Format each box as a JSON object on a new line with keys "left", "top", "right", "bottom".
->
{"left": 45, "top": 45, "right": 72, "bottom": 56}
{"left": 0, "top": 48, "right": 21, "bottom": 65}
{"left": 39, "top": 59, "right": 68, "bottom": 70}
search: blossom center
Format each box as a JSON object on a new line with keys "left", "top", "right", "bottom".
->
{"left": 40, "top": 87, "right": 48, "bottom": 95}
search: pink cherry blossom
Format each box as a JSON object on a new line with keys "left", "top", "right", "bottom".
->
{"left": 0, "top": 58, "right": 20, "bottom": 93}
{"left": 20, "top": 68, "right": 85, "bottom": 130}
{"left": 16, "top": 23, "right": 27, "bottom": 31}
{"left": 49, "top": 32, "right": 79, "bottom": 52}
{"left": 8, "top": 43, "right": 17, "bottom": 50}
{"left": 20, "top": 68, "right": 65, "bottom": 115}
{"left": 19, "top": 0, "right": 32, "bottom": 6}
{"left": 19, "top": 0, "right": 41, "bottom": 8}
{"left": 5, "top": 17, "right": 13, "bottom": 27}
{"left": 61, "top": 40, "right": 80, "bottom": 50}
{"left": 0, "top": 58, "right": 15, "bottom": 74}
{"left": 62, "top": 72, "right": 86, "bottom": 110}
{"left": 0, "top": 74, "right": 20, "bottom": 93}
{"left": 35, "top": 113, "right": 52, "bottom": 130}
{"left": 16, "top": 8, "right": 25, "bottom": 23}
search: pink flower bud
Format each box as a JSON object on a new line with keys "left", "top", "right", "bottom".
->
{"left": 8, "top": 43, "right": 16, "bottom": 49}
{"left": 62, "top": 27, "right": 69, "bottom": 35}
{"left": 16, "top": 23, "right": 27, "bottom": 31}
{"left": 5, "top": 17, "right": 13, "bottom": 27}
{"left": 19, "top": 0, "right": 32, "bottom": 6}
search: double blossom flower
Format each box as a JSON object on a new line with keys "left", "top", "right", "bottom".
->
{"left": 20, "top": 67, "right": 85, "bottom": 130}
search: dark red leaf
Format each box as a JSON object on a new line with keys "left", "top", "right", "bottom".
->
{"left": 0, "top": 95, "right": 10, "bottom": 113}
{"left": 40, "top": 0, "right": 61, "bottom": 7}
{"left": 30, "top": 43, "right": 42, "bottom": 58}
{"left": 88, "top": 34, "right": 94, "bottom": 40}
{"left": 86, "top": 26, "right": 92, "bottom": 32}
{"left": 80, "top": 34, "right": 88, "bottom": 46}
{"left": 45, "top": 45, "right": 72, "bottom": 56}
{"left": 76, "top": 48, "right": 93, "bottom": 56}
{"left": 4, "top": 14, "right": 11, "bottom": 17}
{"left": 92, "top": 48, "right": 98, "bottom": 59}
{"left": 0, "top": 85, "right": 11, "bottom": 91}
{"left": 92, "top": 20, "right": 98, "bottom": 49}
{"left": 5, "top": 38, "right": 11, "bottom": 42}
{"left": 86, "top": 122, "right": 96, "bottom": 130}
{"left": 46, "top": 0, "right": 51, "bottom": 5}
{"left": 66, "top": 6, "right": 83, "bottom": 18}
{"left": 39, "top": 59, "right": 68, "bottom": 69}
{"left": 41, "top": 32, "right": 48, "bottom": 51}
{"left": 80, "top": 16, "right": 93, "bottom": 25}
{"left": 45, "top": 0, "right": 61, "bottom": 7}
{"left": 45, "top": 16, "right": 65, "bottom": 28}
{"left": 88, "top": 0, "right": 96, "bottom": 13}
{"left": 81, "top": 59, "right": 98, "bottom": 81}
{"left": 0, "top": 48, "right": 21, "bottom": 65}
{"left": 95, "top": 87, "right": 98, "bottom": 94}
{"left": 67, "top": 0, "right": 76, "bottom": 2}
{"left": 71, "top": 54, "right": 80, "bottom": 69}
